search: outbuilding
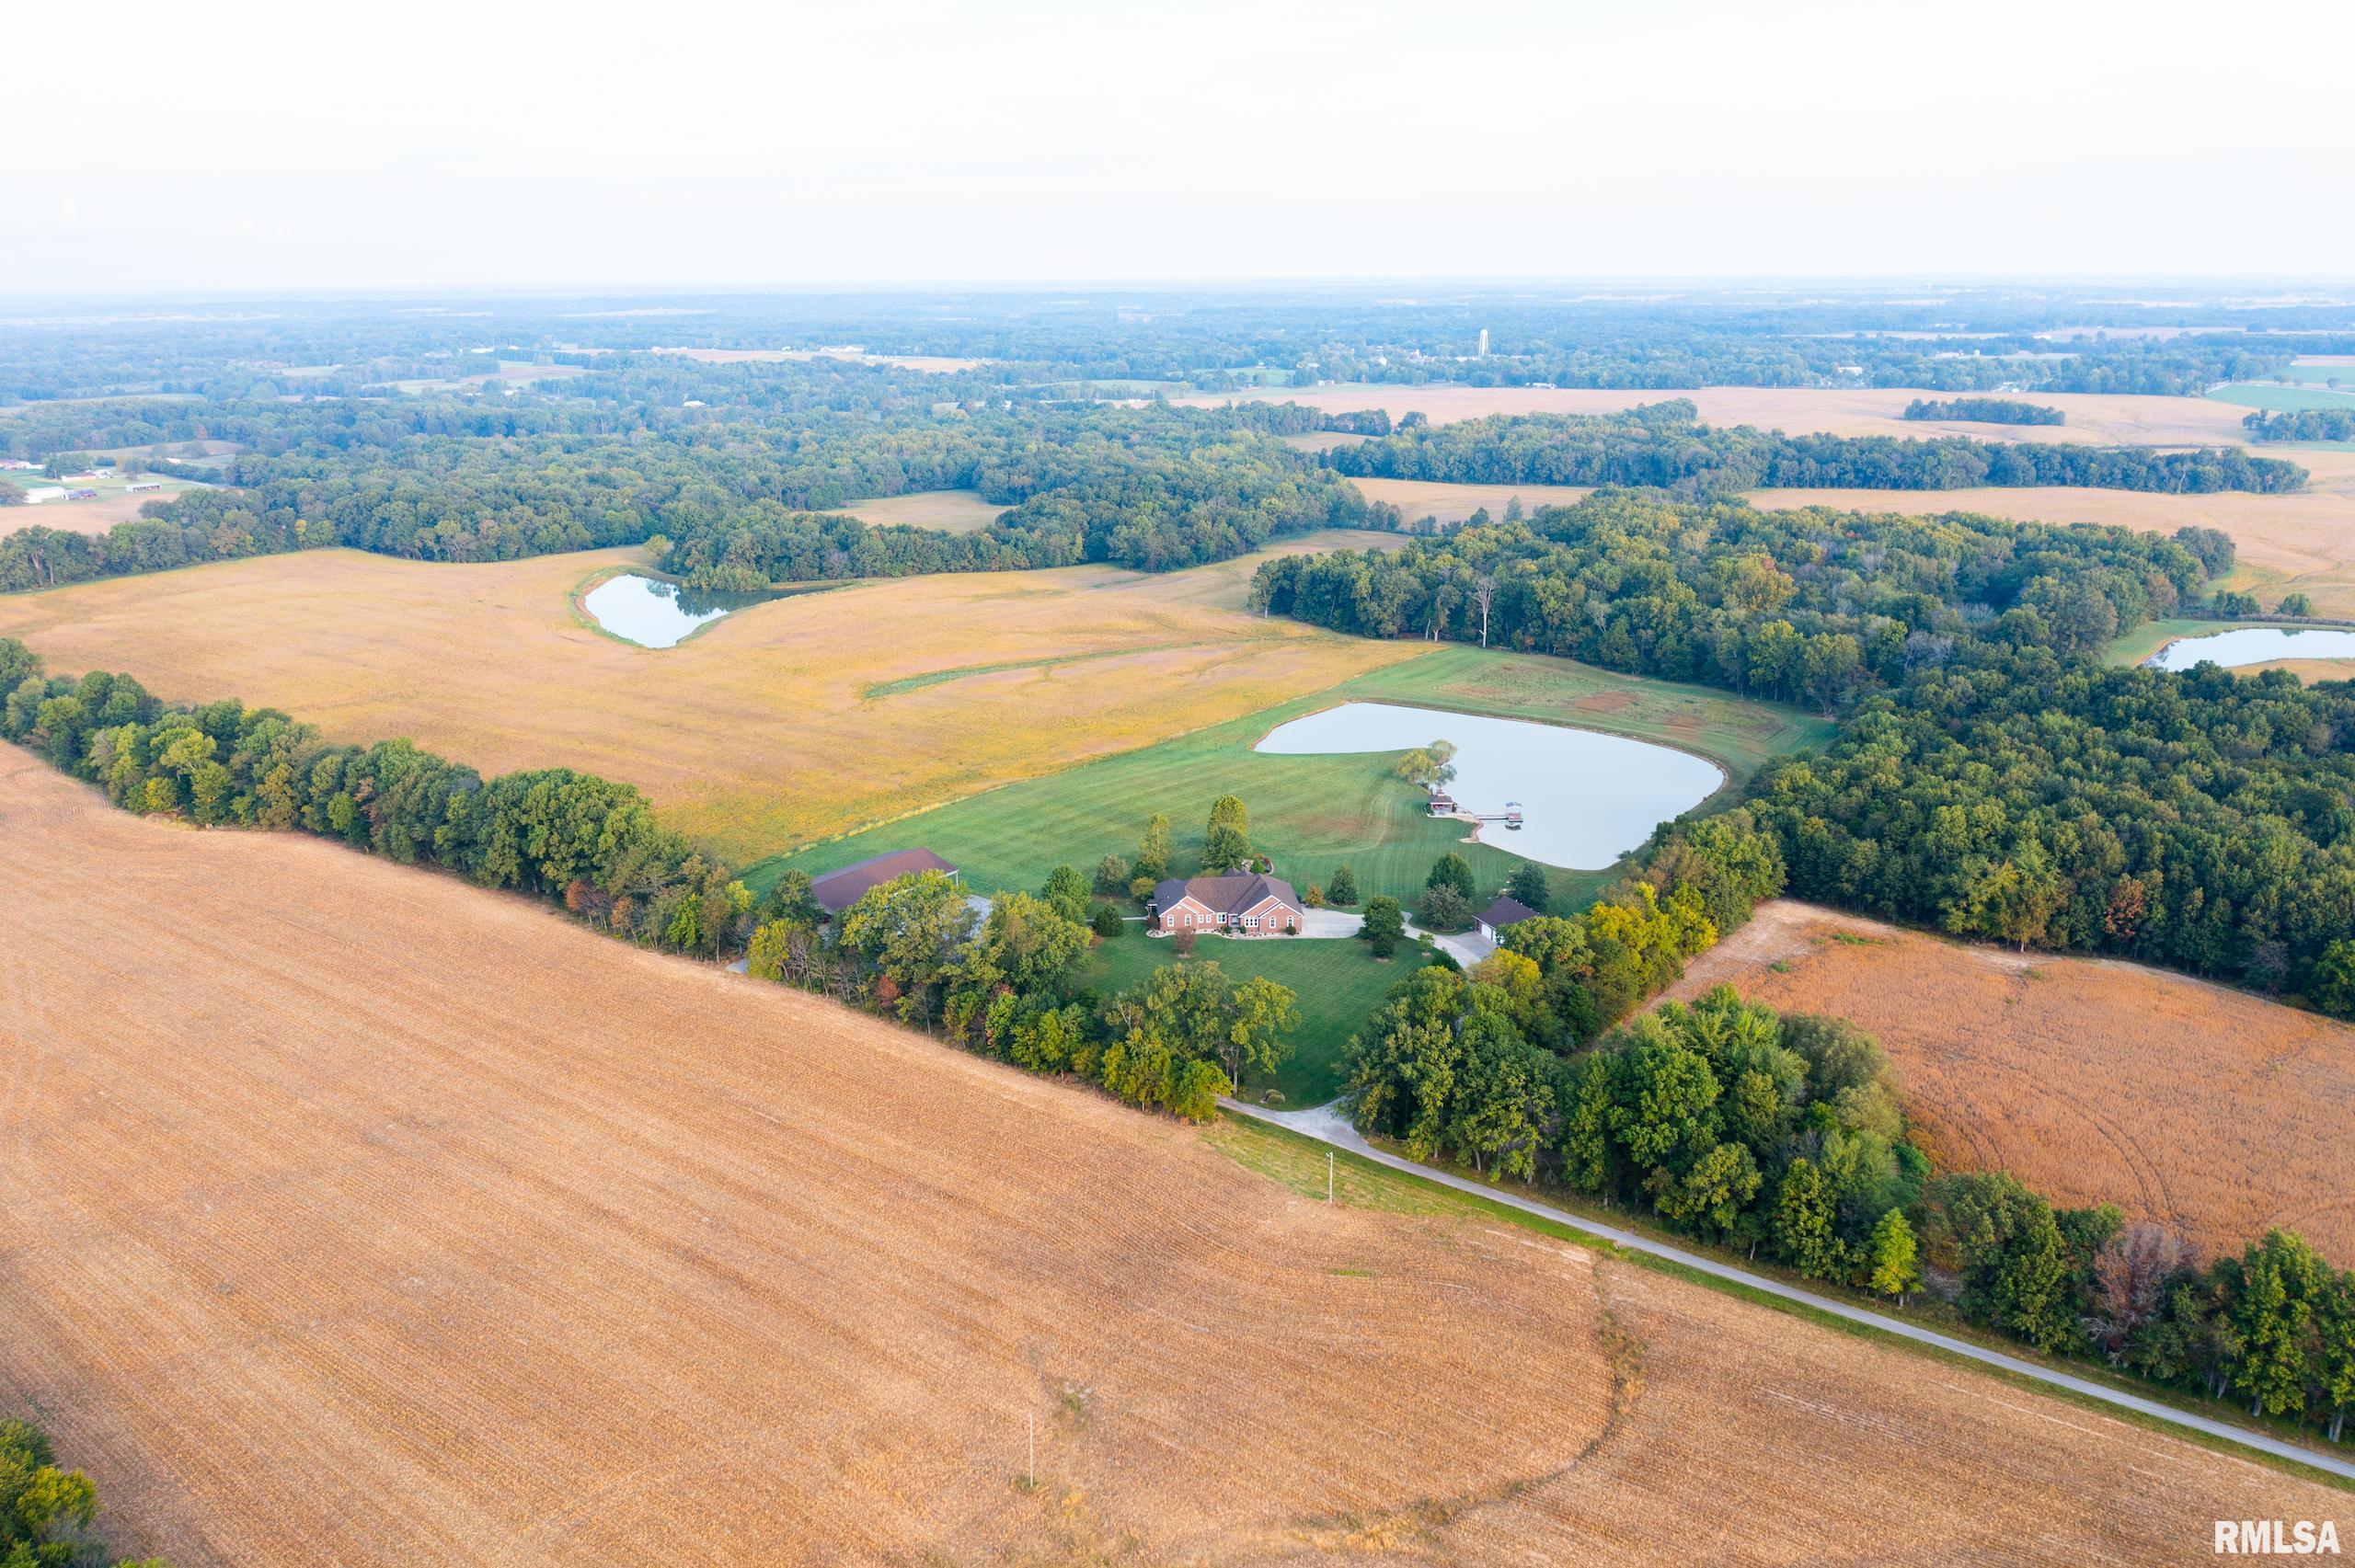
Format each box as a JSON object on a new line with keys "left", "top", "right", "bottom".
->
{"left": 809, "top": 848, "right": 960, "bottom": 916}
{"left": 1475, "top": 894, "right": 1538, "bottom": 943}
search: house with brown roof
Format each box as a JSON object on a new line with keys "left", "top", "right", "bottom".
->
{"left": 1476, "top": 894, "right": 1537, "bottom": 943}
{"left": 1150, "top": 874, "right": 1304, "bottom": 936}
{"left": 810, "top": 848, "right": 959, "bottom": 916}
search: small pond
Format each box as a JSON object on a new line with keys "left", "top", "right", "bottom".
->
{"left": 1253, "top": 701, "right": 1722, "bottom": 871}
{"left": 582, "top": 573, "right": 781, "bottom": 648}
{"left": 2149, "top": 625, "right": 2355, "bottom": 671}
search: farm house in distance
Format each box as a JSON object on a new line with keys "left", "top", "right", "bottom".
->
{"left": 1149, "top": 874, "right": 1304, "bottom": 935}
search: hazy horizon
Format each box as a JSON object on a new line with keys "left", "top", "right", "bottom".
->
{"left": 9, "top": 0, "right": 2351, "bottom": 295}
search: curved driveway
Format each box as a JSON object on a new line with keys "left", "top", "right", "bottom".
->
{"left": 1218, "top": 1097, "right": 2355, "bottom": 1483}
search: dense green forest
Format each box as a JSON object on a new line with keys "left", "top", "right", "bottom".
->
{"left": 1319, "top": 402, "right": 2304, "bottom": 495}
{"left": 1752, "top": 657, "right": 2355, "bottom": 1001}
{"left": 2244, "top": 407, "right": 2355, "bottom": 443}
{"left": 1, "top": 402, "right": 1373, "bottom": 591}
{"left": 1251, "top": 491, "right": 2228, "bottom": 704}
{"left": 1901, "top": 396, "right": 2065, "bottom": 425}
{"left": 1257, "top": 492, "right": 2355, "bottom": 1013}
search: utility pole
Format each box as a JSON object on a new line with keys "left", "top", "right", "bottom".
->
{"left": 1028, "top": 1412, "right": 1035, "bottom": 1490}
{"left": 1327, "top": 1151, "right": 1334, "bottom": 1203}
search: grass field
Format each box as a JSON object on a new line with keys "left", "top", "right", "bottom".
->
{"left": 1080, "top": 929, "right": 1434, "bottom": 1106}
{"left": 753, "top": 643, "right": 1835, "bottom": 918}
{"left": 1666, "top": 901, "right": 2355, "bottom": 1268}
{"left": 3, "top": 752, "right": 2338, "bottom": 1562}
{"left": 835, "top": 486, "right": 1006, "bottom": 533}
{"left": 1348, "top": 475, "right": 1593, "bottom": 525}
{"left": 0, "top": 533, "right": 1415, "bottom": 866}
{"left": 2207, "top": 382, "right": 2355, "bottom": 412}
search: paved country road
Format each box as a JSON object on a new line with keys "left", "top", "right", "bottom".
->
{"left": 1218, "top": 1097, "right": 2355, "bottom": 1484}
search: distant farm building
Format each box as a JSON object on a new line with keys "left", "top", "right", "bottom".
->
{"left": 124, "top": 480, "right": 164, "bottom": 493}
{"left": 1150, "top": 874, "right": 1304, "bottom": 935}
{"left": 1476, "top": 894, "right": 1538, "bottom": 943}
{"left": 1427, "top": 791, "right": 1457, "bottom": 816}
{"left": 20, "top": 486, "right": 66, "bottom": 504}
{"left": 809, "top": 848, "right": 959, "bottom": 916}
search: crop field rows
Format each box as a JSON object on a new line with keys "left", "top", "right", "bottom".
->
{"left": 1, "top": 751, "right": 2338, "bottom": 1562}
{"left": 1668, "top": 902, "right": 2355, "bottom": 1267}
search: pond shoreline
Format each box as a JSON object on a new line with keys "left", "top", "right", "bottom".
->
{"left": 2145, "top": 623, "right": 2355, "bottom": 671}
{"left": 1253, "top": 698, "right": 1724, "bottom": 872}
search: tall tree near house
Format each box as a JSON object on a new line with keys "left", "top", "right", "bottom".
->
{"left": 1136, "top": 812, "right": 1172, "bottom": 880}
{"left": 1203, "top": 794, "right": 1253, "bottom": 873}
{"left": 1426, "top": 852, "right": 1477, "bottom": 900}
{"left": 1326, "top": 864, "right": 1359, "bottom": 907}
{"left": 1503, "top": 859, "right": 1550, "bottom": 914}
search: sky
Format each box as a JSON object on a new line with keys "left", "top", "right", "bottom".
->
{"left": 8, "top": 0, "right": 2351, "bottom": 294}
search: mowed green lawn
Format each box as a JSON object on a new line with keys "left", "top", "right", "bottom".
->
{"left": 1078, "top": 929, "right": 1434, "bottom": 1107}
{"left": 2205, "top": 383, "right": 2355, "bottom": 413}
{"left": 748, "top": 644, "right": 1832, "bottom": 918}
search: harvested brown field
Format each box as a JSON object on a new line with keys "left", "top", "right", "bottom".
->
{"left": 0, "top": 533, "right": 1415, "bottom": 864}
{"left": 2, "top": 482, "right": 198, "bottom": 540}
{"left": 1665, "top": 901, "right": 2355, "bottom": 1267}
{"left": 1181, "top": 383, "right": 2257, "bottom": 446}
{"left": 1349, "top": 476, "right": 1593, "bottom": 525}
{"left": 1748, "top": 450, "right": 2355, "bottom": 619}
{"left": 836, "top": 486, "right": 1006, "bottom": 533}
{"left": 3, "top": 753, "right": 2340, "bottom": 1563}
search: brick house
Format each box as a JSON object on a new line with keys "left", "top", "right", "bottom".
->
{"left": 1149, "top": 873, "right": 1304, "bottom": 936}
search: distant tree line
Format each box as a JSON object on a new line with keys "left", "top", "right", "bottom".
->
{"left": 2243, "top": 407, "right": 2355, "bottom": 443}
{"left": 1, "top": 402, "right": 1371, "bottom": 593}
{"left": 1317, "top": 401, "right": 2306, "bottom": 495}
{"left": 1901, "top": 396, "right": 2065, "bottom": 426}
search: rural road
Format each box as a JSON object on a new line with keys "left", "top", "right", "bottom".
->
{"left": 1218, "top": 1097, "right": 2355, "bottom": 1484}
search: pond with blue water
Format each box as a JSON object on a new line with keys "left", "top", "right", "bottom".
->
{"left": 2149, "top": 626, "right": 2355, "bottom": 671}
{"left": 582, "top": 573, "right": 784, "bottom": 648}
{"left": 1253, "top": 701, "right": 1722, "bottom": 871}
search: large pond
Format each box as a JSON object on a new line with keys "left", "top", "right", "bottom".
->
{"left": 582, "top": 573, "right": 781, "bottom": 648}
{"left": 2150, "top": 625, "right": 2355, "bottom": 671}
{"left": 1253, "top": 701, "right": 1722, "bottom": 871}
